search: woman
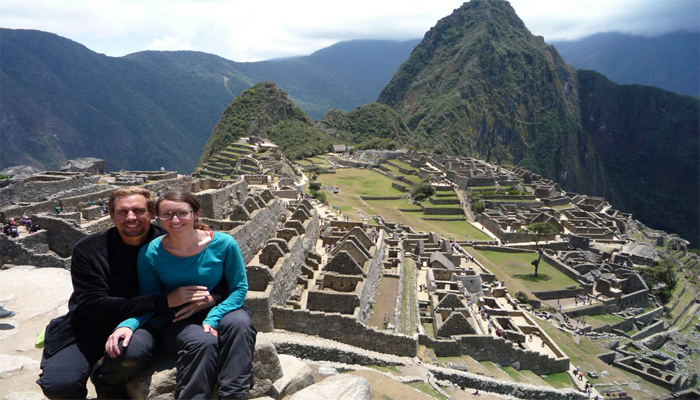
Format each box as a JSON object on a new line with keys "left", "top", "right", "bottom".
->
{"left": 107, "top": 189, "right": 256, "bottom": 399}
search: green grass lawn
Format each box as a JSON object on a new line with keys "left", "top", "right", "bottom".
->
{"left": 420, "top": 201, "right": 463, "bottom": 209}
{"left": 295, "top": 159, "right": 314, "bottom": 166}
{"left": 422, "top": 322, "right": 435, "bottom": 339}
{"left": 400, "top": 259, "right": 418, "bottom": 336}
{"left": 543, "top": 372, "right": 573, "bottom": 388}
{"left": 406, "top": 382, "right": 448, "bottom": 400}
{"left": 389, "top": 160, "right": 417, "bottom": 170}
{"left": 669, "top": 288, "right": 697, "bottom": 324}
{"left": 585, "top": 313, "right": 626, "bottom": 328}
{"left": 368, "top": 365, "right": 403, "bottom": 375}
{"left": 402, "top": 175, "right": 422, "bottom": 185}
{"left": 314, "top": 168, "right": 491, "bottom": 240}
{"left": 469, "top": 249, "right": 579, "bottom": 295}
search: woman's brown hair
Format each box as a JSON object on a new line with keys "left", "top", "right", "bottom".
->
{"left": 155, "top": 189, "right": 211, "bottom": 231}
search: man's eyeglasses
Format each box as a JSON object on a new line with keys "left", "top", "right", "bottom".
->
{"left": 158, "top": 210, "right": 193, "bottom": 220}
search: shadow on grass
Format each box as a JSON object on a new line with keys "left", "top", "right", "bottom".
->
{"left": 513, "top": 274, "right": 552, "bottom": 282}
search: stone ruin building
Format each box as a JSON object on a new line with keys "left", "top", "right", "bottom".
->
{"left": 2, "top": 148, "right": 698, "bottom": 399}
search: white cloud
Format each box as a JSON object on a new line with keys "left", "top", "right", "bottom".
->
{"left": 0, "top": 0, "right": 697, "bottom": 61}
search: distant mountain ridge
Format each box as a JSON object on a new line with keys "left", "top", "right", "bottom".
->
{"left": 0, "top": 28, "right": 418, "bottom": 172}
{"left": 552, "top": 32, "right": 699, "bottom": 98}
{"left": 375, "top": 0, "right": 699, "bottom": 246}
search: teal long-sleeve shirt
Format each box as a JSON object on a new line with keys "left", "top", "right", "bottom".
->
{"left": 118, "top": 232, "right": 247, "bottom": 331}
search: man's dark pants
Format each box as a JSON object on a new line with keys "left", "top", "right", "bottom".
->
{"left": 37, "top": 329, "right": 155, "bottom": 399}
{"left": 93, "top": 307, "right": 256, "bottom": 400}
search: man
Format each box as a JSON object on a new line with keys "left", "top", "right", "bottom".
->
{"left": 37, "top": 186, "right": 221, "bottom": 399}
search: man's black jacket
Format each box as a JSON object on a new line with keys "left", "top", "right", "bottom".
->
{"left": 44, "top": 224, "right": 227, "bottom": 357}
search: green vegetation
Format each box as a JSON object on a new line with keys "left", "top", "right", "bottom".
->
{"left": 406, "top": 382, "right": 448, "bottom": 400}
{"left": 368, "top": 365, "right": 403, "bottom": 375}
{"left": 400, "top": 259, "right": 418, "bottom": 335}
{"left": 199, "top": 82, "right": 336, "bottom": 167}
{"left": 265, "top": 120, "right": 334, "bottom": 160}
{"left": 411, "top": 179, "right": 436, "bottom": 201}
{"left": 309, "top": 188, "right": 327, "bottom": 203}
{"left": 543, "top": 372, "right": 573, "bottom": 388}
{"left": 636, "top": 256, "right": 679, "bottom": 304}
{"left": 470, "top": 249, "right": 578, "bottom": 294}
{"left": 319, "top": 102, "right": 416, "bottom": 146}
{"left": 514, "top": 291, "right": 529, "bottom": 304}
{"left": 518, "top": 222, "right": 559, "bottom": 277}
{"left": 585, "top": 313, "right": 626, "bottom": 328}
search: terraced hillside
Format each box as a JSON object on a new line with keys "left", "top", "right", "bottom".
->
{"left": 194, "top": 142, "right": 259, "bottom": 180}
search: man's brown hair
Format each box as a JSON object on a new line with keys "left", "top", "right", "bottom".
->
{"left": 108, "top": 186, "right": 155, "bottom": 215}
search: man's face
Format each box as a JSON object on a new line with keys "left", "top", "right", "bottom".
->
{"left": 110, "top": 195, "right": 153, "bottom": 244}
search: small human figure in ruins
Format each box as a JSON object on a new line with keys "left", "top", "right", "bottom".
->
{"left": 529, "top": 333, "right": 533, "bottom": 342}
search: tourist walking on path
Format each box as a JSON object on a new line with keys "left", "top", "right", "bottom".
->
{"left": 37, "top": 187, "right": 229, "bottom": 399}
{"left": 105, "top": 189, "right": 256, "bottom": 399}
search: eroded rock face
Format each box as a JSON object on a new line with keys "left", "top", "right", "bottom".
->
{"left": 125, "top": 335, "right": 283, "bottom": 399}
{"left": 288, "top": 374, "right": 370, "bottom": 400}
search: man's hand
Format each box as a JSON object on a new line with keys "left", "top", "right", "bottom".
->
{"left": 106, "top": 327, "right": 133, "bottom": 358}
{"left": 167, "top": 286, "right": 210, "bottom": 308}
{"left": 203, "top": 324, "right": 218, "bottom": 339}
{"left": 172, "top": 295, "right": 216, "bottom": 322}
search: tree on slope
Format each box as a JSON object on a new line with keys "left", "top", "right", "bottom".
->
{"left": 518, "top": 222, "right": 558, "bottom": 277}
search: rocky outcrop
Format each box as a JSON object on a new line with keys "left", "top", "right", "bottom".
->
{"left": 288, "top": 374, "right": 370, "bottom": 400}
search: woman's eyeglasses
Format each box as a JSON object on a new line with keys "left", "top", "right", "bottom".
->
{"left": 158, "top": 210, "right": 193, "bottom": 220}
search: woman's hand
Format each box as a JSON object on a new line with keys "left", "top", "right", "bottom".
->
{"left": 106, "top": 327, "right": 133, "bottom": 358}
{"left": 172, "top": 295, "right": 215, "bottom": 322}
{"left": 203, "top": 324, "right": 218, "bottom": 339}
{"left": 167, "top": 286, "right": 210, "bottom": 308}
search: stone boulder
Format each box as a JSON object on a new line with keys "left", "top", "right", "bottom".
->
{"left": 60, "top": 157, "right": 106, "bottom": 175}
{"left": 0, "top": 165, "right": 43, "bottom": 180}
{"left": 271, "top": 354, "right": 314, "bottom": 398}
{"left": 288, "top": 374, "right": 370, "bottom": 400}
{"left": 125, "top": 335, "right": 283, "bottom": 399}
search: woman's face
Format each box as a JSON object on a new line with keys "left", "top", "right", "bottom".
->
{"left": 157, "top": 199, "right": 201, "bottom": 235}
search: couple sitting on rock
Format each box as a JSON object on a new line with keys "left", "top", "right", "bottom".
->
{"left": 37, "top": 186, "right": 257, "bottom": 399}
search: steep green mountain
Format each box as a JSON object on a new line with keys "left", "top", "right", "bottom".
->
{"left": 0, "top": 29, "right": 417, "bottom": 172}
{"left": 376, "top": 0, "right": 699, "bottom": 246}
{"left": 578, "top": 70, "right": 699, "bottom": 246}
{"left": 198, "top": 81, "right": 334, "bottom": 169}
{"left": 552, "top": 32, "right": 699, "bottom": 98}
{"left": 378, "top": 0, "right": 608, "bottom": 195}
{"left": 317, "top": 102, "right": 415, "bottom": 146}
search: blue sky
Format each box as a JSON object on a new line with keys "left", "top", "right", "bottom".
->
{"left": 1, "top": 0, "right": 698, "bottom": 62}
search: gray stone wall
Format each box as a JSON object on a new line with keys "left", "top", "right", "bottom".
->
{"left": 58, "top": 187, "right": 116, "bottom": 211}
{"left": 459, "top": 335, "right": 569, "bottom": 375}
{"left": 271, "top": 306, "right": 417, "bottom": 357}
{"left": 269, "top": 209, "right": 320, "bottom": 308}
{"left": 357, "top": 232, "right": 387, "bottom": 323}
{"left": 231, "top": 199, "right": 286, "bottom": 263}
{"left": 16, "top": 230, "right": 49, "bottom": 253}
{"left": 421, "top": 207, "right": 463, "bottom": 215}
{"left": 531, "top": 288, "right": 586, "bottom": 301}
{"left": 429, "top": 367, "right": 587, "bottom": 400}
{"left": 0, "top": 175, "right": 99, "bottom": 207}
{"left": 32, "top": 215, "right": 89, "bottom": 258}
{"left": 306, "top": 291, "right": 359, "bottom": 315}
{"left": 194, "top": 180, "right": 249, "bottom": 218}
{"left": 0, "top": 234, "right": 70, "bottom": 269}
{"left": 630, "top": 320, "right": 667, "bottom": 340}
